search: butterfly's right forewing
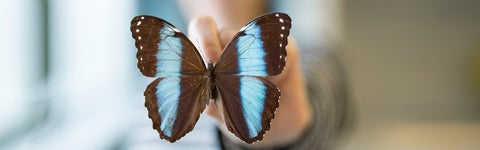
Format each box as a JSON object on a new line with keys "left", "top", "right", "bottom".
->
{"left": 215, "top": 13, "right": 291, "bottom": 76}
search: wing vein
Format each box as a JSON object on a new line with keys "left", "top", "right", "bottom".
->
{"left": 164, "top": 36, "right": 204, "bottom": 72}
{"left": 216, "top": 34, "right": 259, "bottom": 72}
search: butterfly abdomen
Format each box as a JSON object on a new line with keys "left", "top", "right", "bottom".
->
{"left": 207, "top": 62, "right": 217, "bottom": 100}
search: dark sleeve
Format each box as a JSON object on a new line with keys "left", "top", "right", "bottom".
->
{"left": 216, "top": 49, "right": 352, "bottom": 150}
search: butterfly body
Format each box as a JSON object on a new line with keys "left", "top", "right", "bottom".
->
{"left": 131, "top": 13, "right": 291, "bottom": 143}
{"left": 206, "top": 62, "right": 217, "bottom": 100}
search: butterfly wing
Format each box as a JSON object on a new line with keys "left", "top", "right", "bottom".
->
{"left": 215, "top": 13, "right": 291, "bottom": 76}
{"left": 131, "top": 15, "right": 206, "bottom": 77}
{"left": 215, "top": 75, "right": 280, "bottom": 143}
{"left": 131, "top": 16, "right": 208, "bottom": 142}
{"left": 214, "top": 13, "right": 291, "bottom": 143}
{"left": 144, "top": 76, "right": 208, "bottom": 142}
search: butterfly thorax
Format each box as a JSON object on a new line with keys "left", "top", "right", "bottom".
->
{"left": 206, "top": 61, "right": 217, "bottom": 100}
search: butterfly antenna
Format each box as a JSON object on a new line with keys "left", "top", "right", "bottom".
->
{"left": 194, "top": 38, "right": 208, "bottom": 65}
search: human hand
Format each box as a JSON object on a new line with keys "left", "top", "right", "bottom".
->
{"left": 188, "top": 16, "right": 312, "bottom": 148}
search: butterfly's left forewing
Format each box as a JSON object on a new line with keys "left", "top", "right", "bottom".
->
{"left": 131, "top": 16, "right": 206, "bottom": 77}
{"left": 131, "top": 16, "right": 209, "bottom": 142}
{"left": 214, "top": 13, "right": 291, "bottom": 143}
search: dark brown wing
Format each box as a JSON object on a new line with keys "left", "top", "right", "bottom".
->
{"left": 215, "top": 13, "right": 291, "bottom": 76}
{"left": 131, "top": 16, "right": 209, "bottom": 143}
{"left": 144, "top": 76, "right": 209, "bottom": 142}
{"left": 215, "top": 75, "right": 280, "bottom": 143}
{"left": 130, "top": 15, "right": 206, "bottom": 77}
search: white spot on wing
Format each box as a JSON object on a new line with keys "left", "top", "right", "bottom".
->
{"left": 281, "top": 26, "right": 285, "bottom": 30}
{"left": 172, "top": 27, "right": 180, "bottom": 33}
{"left": 137, "top": 36, "right": 142, "bottom": 40}
{"left": 279, "top": 18, "right": 284, "bottom": 23}
{"left": 140, "top": 16, "right": 145, "bottom": 20}
{"left": 280, "top": 34, "right": 284, "bottom": 38}
{"left": 275, "top": 14, "right": 280, "bottom": 17}
{"left": 137, "top": 21, "right": 142, "bottom": 26}
{"left": 239, "top": 25, "right": 248, "bottom": 31}
{"left": 135, "top": 29, "right": 140, "bottom": 32}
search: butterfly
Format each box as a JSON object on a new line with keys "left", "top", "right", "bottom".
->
{"left": 130, "top": 12, "right": 291, "bottom": 143}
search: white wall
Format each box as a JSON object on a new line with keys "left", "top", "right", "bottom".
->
{"left": 0, "top": 1, "right": 44, "bottom": 148}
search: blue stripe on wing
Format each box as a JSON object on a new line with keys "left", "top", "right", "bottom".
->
{"left": 215, "top": 13, "right": 290, "bottom": 77}
{"left": 155, "top": 77, "right": 181, "bottom": 137}
{"left": 133, "top": 15, "right": 210, "bottom": 143}
{"left": 239, "top": 76, "right": 266, "bottom": 138}
{"left": 216, "top": 75, "right": 280, "bottom": 143}
{"left": 131, "top": 15, "right": 206, "bottom": 78}
{"left": 144, "top": 75, "right": 208, "bottom": 143}
{"left": 236, "top": 25, "right": 268, "bottom": 76}
{"left": 156, "top": 27, "right": 183, "bottom": 77}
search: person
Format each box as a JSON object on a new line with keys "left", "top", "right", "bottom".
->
{"left": 175, "top": 0, "right": 351, "bottom": 149}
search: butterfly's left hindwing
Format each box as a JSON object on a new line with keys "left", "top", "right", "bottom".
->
{"left": 131, "top": 16, "right": 209, "bottom": 142}
{"left": 144, "top": 76, "right": 208, "bottom": 142}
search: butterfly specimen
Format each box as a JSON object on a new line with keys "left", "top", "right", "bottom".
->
{"left": 130, "top": 12, "right": 291, "bottom": 143}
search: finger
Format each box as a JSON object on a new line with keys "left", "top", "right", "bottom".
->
{"left": 188, "top": 16, "right": 222, "bottom": 63}
{"left": 188, "top": 17, "right": 225, "bottom": 121}
{"left": 219, "top": 28, "right": 236, "bottom": 47}
{"left": 204, "top": 99, "right": 225, "bottom": 123}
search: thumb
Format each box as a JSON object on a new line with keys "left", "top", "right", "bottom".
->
{"left": 188, "top": 16, "right": 224, "bottom": 122}
{"left": 219, "top": 28, "right": 236, "bottom": 48}
{"left": 188, "top": 16, "right": 222, "bottom": 63}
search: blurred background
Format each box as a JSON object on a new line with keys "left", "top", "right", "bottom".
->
{"left": 1, "top": 0, "right": 479, "bottom": 150}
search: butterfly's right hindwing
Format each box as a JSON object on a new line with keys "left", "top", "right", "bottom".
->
{"left": 215, "top": 75, "right": 280, "bottom": 143}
